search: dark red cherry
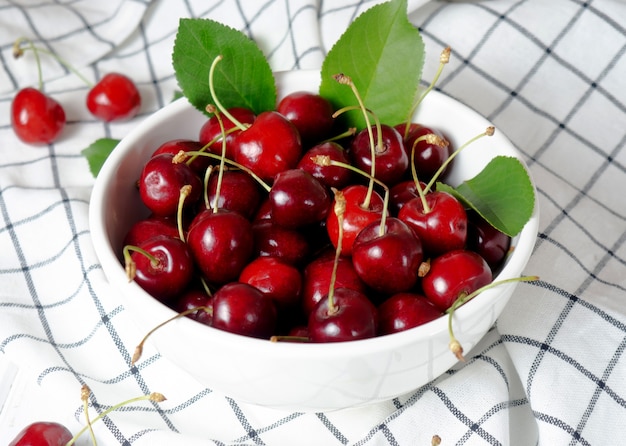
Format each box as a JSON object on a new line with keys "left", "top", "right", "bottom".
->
{"left": 269, "top": 169, "right": 330, "bottom": 229}
{"left": 349, "top": 124, "right": 408, "bottom": 185}
{"left": 252, "top": 219, "right": 311, "bottom": 266}
{"left": 399, "top": 123, "right": 451, "bottom": 182}
{"left": 211, "top": 282, "right": 277, "bottom": 339}
{"left": 308, "top": 288, "right": 378, "bottom": 342}
{"left": 152, "top": 138, "right": 210, "bottom": 174}
{"left": 421, "top": 249, "right": 492, "bottom": 311}
{"left": 128, "top": 235, "right": 195, "bottom": 302}
{"left": 239, "top": 256, "right": 302, "bottom": 309}
{"left": 466, "top": 210, "right": 511, "bottom": 271}
{"left": 389, "top": 179, "right": 427, "bottom": 215}
{"left": 198, "top": 107, "right": 256, "bottom": 160}
{"left": 123, "top": 215, "right": 180, "bottom": 247}
{"left": 86, "top": 72, "right": 141, "bottom": 122}
{"left": 9, "top": 421, "right": 73, "bottom": 446}
{"left": 233, "top": 111, "right": 302, "bottom": 182}
{"left": 186, "top": 209, "right": 254, "bottom": 284}
{"left": 204, "top": 169, "right": 262, "bottom": 219}
{"left": 138, "top": 152, "right": 202, "bottom": 217}
{"left": 351, "top": 217, "right": 423, "bottom": 295}
{"left": 11, "top": 87, "right": 65, "bottom": 144}
{"left": 174, "top": 286, "right": 213, "bottom": 326}
{"left": 377, "top": 292, "right": 442, "bottom": 335}
{"left": 277, "top": 91, "right": 335, "bottom": 144}
{"left": 297, "top": 141, "right": 353, "bottom": 189}
{"left": 398, "top": 191, "right": 467, "bottom": 256}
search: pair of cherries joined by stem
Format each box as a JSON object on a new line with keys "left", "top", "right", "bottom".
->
{"left": 122, "top": 50, "right": 522, "bottom": 358}
{"left": 10, "top": 38, "right": 141, "bottom": 145}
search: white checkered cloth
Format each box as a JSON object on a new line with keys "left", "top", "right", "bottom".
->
{"left": 1, "top": 0, "right": 625, "bottom": 444}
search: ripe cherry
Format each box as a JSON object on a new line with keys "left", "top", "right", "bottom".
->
{"left": 239, "top": 256, "right": 302, "bottom": 309}
{"left": 297, "top": 141, "right": 353, "bottom": 189}
{"left": 252, "top": 219, "right": 311, "bottom": 266}
{"left": 466, "top": 210, "right": 511, "bottom": 272}
{"left": 233, "top": 111, "right": 302, "bottom": 182}
{"left": 138, "top": 152, "right": 202, "bottom": 217}
{"left": 125, "top": 235, "right": 195, "bottom": 303}
{"left": 389, "top": 179, "right": 427, "bottom": 214}
{"left": 152, "top": 138, "right": 210, "bottom": 174}
{"left": 421, "top": 249, "right": 492, "bottom": 311}
{"left": 123, "top": 215, "right": 180, "bottom": 247}
{"left": 269, "top": 168, "right": 330, "bottom": 229}
{"left": 277, "top": 91, "right": 335, "bottom": 144}
{"left": 174, "top": 286, "right": 213, "bottom": 326}
{"left": 186, "top": 209, "right": 254, "bottom": 284}
{"left": 9, "top": 421, "right": 73, "bottom": 446}
{"left": 351, "top": 217, "right": 423, "bottom": 295}
{"left": 204, "top": 169, "right": 262, "bottom": 219}
{"left": 398, "top": 190, "right": 467, "bottom": 257}
{"left": 199, "top": 107, "right": 256, "bottom": 160}
{"left": 308, "top": 287, "right": 378, "bottom": 342}
{"left": 398, "top": 123, "right": 451, "bottom": 181}
{"left": 377, "top": 292, "right": 442, "bottom": 335}
{"left": 86, "top": 72, "right": 141, "bottom": 121}
{"left": 211, "top": 282, "right": 277, "bottom": 338}
{"left": 11, "top": 87, "right": 65, "bottom": 144}
{"left": 325, "top": 184, "right": 386, "bottom": 256}
{"left": 349, "top": 124, "right": 408, "bottom": 186}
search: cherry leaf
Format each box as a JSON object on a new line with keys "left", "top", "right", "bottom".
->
{"left": 437, "top": 156, "right": 535, "bottom": 237}
{"left": 172, "top": 18, "right": 276, "bottom": 116}
{"left": 81, "top": 138, "right": 120, "bottom": 178}
{"left": 319, "top": 0, "right": 424, "bottom": 130}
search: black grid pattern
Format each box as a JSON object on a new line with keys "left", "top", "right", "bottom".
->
{"left": 1, "top": 0, "right": 626, "bottom": 444}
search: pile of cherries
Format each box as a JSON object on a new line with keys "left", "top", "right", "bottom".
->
{"left": 123, "top": 89, "right": 511, "bottom": 343}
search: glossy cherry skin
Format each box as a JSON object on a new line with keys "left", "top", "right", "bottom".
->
{"left": 326, "top": 184, "right": 386, "bottom": 256}
{"left": 269, "top": 168, "right": 330, "bottom": 229}
{"left": 199, "top": 107, "right": 256, "bottom": 160}
{"left": 123, "top": 215, "right": 180, "bottom": 247}
{"left": 211, "top": 282, "right": 277, "bottom": 339}
{"left": 377, "top": 292, "right": 442, "bottom": 335}
{"left": 398, "top": 191, "right": 467, "bottom": 257}
{"left": 301, "top": 249, "right": 367, "bottom": 316}
{"left": 277, "top": 91, "right": 335, "bottom": 144}
{"left": 398, "top": 123, "right": 451, "bottom": 182}
{"left": 204, "top": 169, "right": 262, "bottom": 219}
{"left": 186, "top": 209, "right": 254, "bottom": 284}
{"left": 239, "top": 256, "right": 302, "bottom": 309}
{"left": 297, "top": 141, "right": 353, "bottom": 189}
{"left": 421, "top": 249, "right": 492, "bottom": 311}
{"left": 467, "top": 211, "right": 511, "bottom": 271}
{"left": 308, "top": 287, "right": 378, "bottom": 342}
{"left": 86, "top": 72, "right": 141, "bottom": 121}
{"left": 138, "top": 152, "right": 203, "bottom": 217}
{"left": 351, "top": 217, "right": 423, "bottom": 295}
{"left": 233, "top": 111, "right": 302, "bottom": 182}
{"left": 129, "top": 235, "right": 195, "bottom": 302}
{"left": 389, "top": 179, "right": 427, "bottom": 215}
{"left": 9, "top": 421, "right": 73, "bottom": 446}
{"left": 174, "top": 286, "right": 214, "bottom": 326}
{"left": 349, "top": 124, "right": 408, "bottom": 186}
{"left": 252, "top": 219, "right": 311, "bottom": 266}
{"left": 11, "top": 87, "right": 65, "bottom": 144}
{"left": 152, "top": 138, "right": 209, "bottom": 174}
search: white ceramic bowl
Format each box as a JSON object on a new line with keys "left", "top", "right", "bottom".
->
{"left": 89, "top": 70, "right": 539, "bottom": 412}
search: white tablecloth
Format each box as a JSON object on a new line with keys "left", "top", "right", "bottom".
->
{"left": 1, "top": 0, "right": 625, "bottom": 444}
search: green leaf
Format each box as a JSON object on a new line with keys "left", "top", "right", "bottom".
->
{"left": 172, "top": 18, "right": 276, "bottom": 116}
{"left": 437, "top": 156, "right": 535, "bottom": 237}
{"left": 319, "top": 0, "right": 424, "bottom": 130}
{"left": 81, "top": 138, "right": 120, "bottom": 178}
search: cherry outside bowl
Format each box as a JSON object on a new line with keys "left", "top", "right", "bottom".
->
{"left": 89, "top": 69, "right": 539, "bottom": 412}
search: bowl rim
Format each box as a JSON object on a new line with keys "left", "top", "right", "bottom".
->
{"left": 89, "top": 69, "right": 540, "bottom": 359}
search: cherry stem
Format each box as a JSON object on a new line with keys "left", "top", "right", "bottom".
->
{"left": 208, "top": 55, "right": 247, "bottom": 131}
{"left": 446, "top": 275, "right": 539, "bottom": 361}
{"left": 269, "top": 335, "right": 310, "bottom": 343}
{"left": 203, "top": 165, "right": 215, "bottom": 210}
{"left": 177, "top": 185, "right": 192, "bottom": 242}
{"left": 185, "top": 126, "right": 239, "bottom": 168}
{"left": 13, "top": 37, "right": 93, "bottom": 88}
{"left": 205, "top": 104, "right": 228, "bottom": 214}
{"left": 333, "top": 73, "right": 381, "bottom": 210}
{"left": 132, "top": 306, "right": 212, "bottom": 365}
{"left": 326, "top": 188, "right": 346, "bottom": 316}
{"left": 80, "top": 385, "right": 97, "bottom": 446}
{"left": 425, "top": 126, "right": 495, "bottom": 194}
{"left": 402, "top": 47, "right": 451, "bottom": 139}
{"left": 122, "top": 245, "right": 158, "bottom": 282}
{"left": 311, "top": 156, "right": 389, "bottom": 235}
{"left": 320, "top": 126, "right": 357, "bottom": 144}
{"left": 409, "top": 133, "right": 448, "bottom": 213}
{"left": 66, "top": 392, "right": 167, "bottom": 446}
